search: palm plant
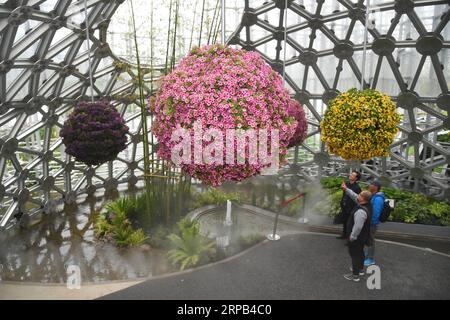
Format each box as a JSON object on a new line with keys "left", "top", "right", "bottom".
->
{"left": 94, "top": 196, "right": 148, "bottom": 247}
{"left": 105, "top": 197, "right": 135, "bottom": 218}
{"left": 114, "top": 227, "right": 148, "bottom": 247}
{"left": 94, "top": 214, "right": 113, "bottom": 238}
{"left": 167, "top": 219, "right": 216, "bottom": 271}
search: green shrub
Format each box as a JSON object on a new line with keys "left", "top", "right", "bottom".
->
{"left": 148, "top": 226, "right": 171, "bottom": 249}
{"left": 175, "top": 218, "right": 198, "bottom": 235}
{"left": 105, "top": 197, "right": 135, "bottom": 217}
{"left": 428, "top": 202, "right": 450, "bottom": 219}
{"left": 167, "top": 219, "right": 216, "bottom": 271}
{"left": 391, "top": 202, "right": 424, "bottom": 224}
{"left": 330, "top": 190, "right": 343, "bottom": 216}
{"left": 318, "top": 178, "right": 450, "bottom": 226}
{"left": 320, "top": 177, "right": 345, "bottom": 190}
{"left": 284, "top": 200, "right": 302, "bottom": 217}
{"left": 427, "top": 202, "right": 450, "bottom": 226}
{"left": 193, "top": 188, "right": 241, "bottom": 208}
{"left": 94, "top": 214, "right": 113, "bottom": 238}
{"left": 382, "top": 188, "right": 412, "bottom": 201}
{"left": 94, "top": 197, "right": 148, "bottom": 248}
{"left": 437, "top": 133, "right": 450, "bottom": 144}
{"left": 388, "top": 192, "right": 450, "bottom": 226}
{"left": 115, "top": 228, "right": 148, "bottom": 247}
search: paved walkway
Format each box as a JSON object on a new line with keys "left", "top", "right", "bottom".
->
{"left": 0, "top": 280, "right": 143, "bottom": 300}
{"left": 101, "top": 233, "right": 450, "bottom": 300}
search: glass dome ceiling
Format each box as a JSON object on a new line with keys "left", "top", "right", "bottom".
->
{"left": 0, "top": 0, "right": 449, "bottom": 230}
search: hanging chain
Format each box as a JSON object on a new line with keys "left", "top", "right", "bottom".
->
{"left": 84, "top": 0, "right": 95, "bottom": 102}
{"left": 283, "top": 0, "right": 288, "bottom": 86}
{"left": 361, "top": 0, "right": 371, "bottom": 91}
{"left": 221, "top": 0, "right": 226, "bottom": 45}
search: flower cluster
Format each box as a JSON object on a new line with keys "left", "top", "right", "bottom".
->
{"left": 60, "top": 100, "right": 129, "bottom": 166}
{"left": 320, "top": 89, "right": 401, "bottom": 160}
{"left": 151, "top": 45, "right": 306, "bottom": 186}
{"left": 287, "top": 100, "right": 308, "bottom": 148}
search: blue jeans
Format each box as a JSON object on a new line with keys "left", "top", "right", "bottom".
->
{"left": 366, "top": 225, "right": 378, "bottom": 260}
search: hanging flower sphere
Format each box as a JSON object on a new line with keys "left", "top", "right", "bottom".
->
{"left": 320, "top": 89, "right": 401, "bottom": 160}
{"left": 60, "top": 100, "right": 129, "bottom": 166}
{"left": 151, "top": 45, "right": 305, "bottom": 186}
{"left": 287, "top": 100, "right": 308, "bottom": 148}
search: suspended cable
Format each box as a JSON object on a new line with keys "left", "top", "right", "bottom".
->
{"left": 283, "top": 0, "right": 288, "bottom": 85}
{"left": 198, "top": 0, "right": 207, "bottom": 47}
{"left": 84, "top": 0, "right": 95, "bottom": 102}
{"left": 268, "top": 0, "right": 289, "bottom": 243}
{"left": 129, "top": 0, "right": 151, "bottom": 186}
{"left": 208, "top": 0, "right": 220, "bottom": 45}
{"left": 188, "top": 0, "right": 199, "bottom": 51}
{"left": 221, "top": 0, "right": 226, "bottom": 45}
{"left": 361, "top": 0, "right": 371, "bottom": 90}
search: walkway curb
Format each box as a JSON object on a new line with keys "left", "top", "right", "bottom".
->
{"left": 237, "top": 204, "right": 450, "bottom": 243}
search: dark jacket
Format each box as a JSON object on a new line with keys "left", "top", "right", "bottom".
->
{"left": 341, "top": 181, "right": 362, "bottom": 215}
{"left": 347, "top": 203, "right": 372, "bottom": 244}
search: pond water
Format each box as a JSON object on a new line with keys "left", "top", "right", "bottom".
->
{"left": 0, "top": 196, "right": 171, "bottom": 283}
{"left": 0, "top": 174, "right": 330, "bottom": 284}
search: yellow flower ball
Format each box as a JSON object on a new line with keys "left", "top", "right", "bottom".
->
{"left": 320, "top": 88, "right": 401, "bottom": 161}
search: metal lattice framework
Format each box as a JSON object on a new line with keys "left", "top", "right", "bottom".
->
{"left": 0, "top": 0, "right": 449, "bottom": 231}
{"left": 229, "top": 0, "right": 449, "bottom": 199}
{"left": 0, "top": 0, "right": 163, "bottom": 230}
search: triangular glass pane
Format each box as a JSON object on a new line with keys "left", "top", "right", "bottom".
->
{"left": 350, "top": 20, "right": 375, "bottom": 45}
{"left": 438, "top": 48, "right": 450, "bottom": 89}
{"left": 415, "top": 57, "right": 442, "bottom": 97}
{"left": 312, "top": 29, "right": 336, "bottom": 51}
{"left": 391, "top": 16, "right": 420, "bottom": 41}
{"left": 324, "top": 17, "right": 353, "bottom": 40}
{"left": 395, "top": 48, "right": 422, "bottom": 89}
{"left": 369, "top": 7, "right": 396, "bottom": 35}
{"left": 415, "top": 5, "right": 447, "bottom": 33}
{"left": 286, "top": 62, "right": 305, "bottom": 88}
{"left": 337, "top": 60, "right": 360, "bottom": 92}
{"left": 320, "top": 1, "right": 346, "bottom": 16}
{"left": 306, "top": 67, "right": 325, "bottom": 95}
{"left": 374, "top": 55, "right": 402, "bottom": 96}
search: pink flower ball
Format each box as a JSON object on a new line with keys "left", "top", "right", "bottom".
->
{"left": 150, "top": 45, "right": 307, "bottom": 186}
{"left": 287, "top": 100, "right": 308, "bottom": 148}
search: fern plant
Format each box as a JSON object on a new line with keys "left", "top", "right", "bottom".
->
{"left": 105, "top": 197, "right": 135, "bottom": 217}
{"left": 114, "top": 227, "right": 148, "bottom": 247}
{"left": 94, "top": 214, "right": 113, "bottom": 238}
{"left": 167, "top": 219, "right": 216, "bottom": 271}
{"left": 94, "top": 196, "right": 148, "bottom": 247}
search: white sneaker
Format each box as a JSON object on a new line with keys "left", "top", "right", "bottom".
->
{"left": 349, "top": 267, "right": 365, "bottom": 276}
{"left": 344, "top": 273, "right": 361, "bottom": 282}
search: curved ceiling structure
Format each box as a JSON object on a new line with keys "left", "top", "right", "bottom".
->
{"left": 0, "top": 0, "right": 157, "bottom": 230}
{"left": 0, "top": 0, "right": 449, "bottom": 231}
{"left": 230, "top": 0, "right": 449, "bottom": 198}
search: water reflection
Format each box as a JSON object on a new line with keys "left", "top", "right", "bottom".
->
{"left": 0, "top": 195, "right": 170, "bottom": 284}
{"left": 0, "top": 173, "right": 324, "bottom": 284}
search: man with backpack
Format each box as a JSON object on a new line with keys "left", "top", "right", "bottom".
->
{"left": 342, "top": 180, "right": 387, "bottom": 267}
{"left": 365, "top": 180, "right": 385, "bottom": 266}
